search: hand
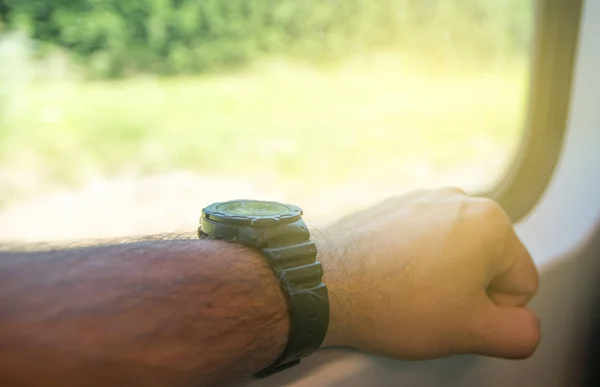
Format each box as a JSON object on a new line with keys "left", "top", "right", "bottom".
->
{"left": 317, "top": 188, "right": 540, "bottom": 360}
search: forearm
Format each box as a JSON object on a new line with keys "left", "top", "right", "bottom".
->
{"left": 0, "top": 239, "right": 289, "bottom": 387}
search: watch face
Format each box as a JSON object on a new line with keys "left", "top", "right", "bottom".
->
{"left": 216, "top": 201, "right": 290, "bottom": 217}
{"left": 202, "top": 200, "right": 303, "bottom": 226}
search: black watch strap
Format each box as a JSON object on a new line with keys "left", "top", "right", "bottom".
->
{"left": 255, "top": 241, "right": 329, "bottom": 377}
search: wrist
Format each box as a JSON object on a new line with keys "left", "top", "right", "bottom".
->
{"left": 313, "top": 232, "right": 350, "bottom": 348}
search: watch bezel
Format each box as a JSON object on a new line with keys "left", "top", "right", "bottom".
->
{"left": 202, "top": 199, "right": 303, "bottom": 227}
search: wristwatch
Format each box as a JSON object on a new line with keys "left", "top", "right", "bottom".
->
{"left": 198, "top": 199, "right": 330, "bottom": 377}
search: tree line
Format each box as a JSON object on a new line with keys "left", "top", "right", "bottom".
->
{"left": 0, "top": 0, "right": 533, "bottom": 78}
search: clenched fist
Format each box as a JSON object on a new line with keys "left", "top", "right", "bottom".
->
{"left": 318, "top": 188, "right": 540, "bottom": 360}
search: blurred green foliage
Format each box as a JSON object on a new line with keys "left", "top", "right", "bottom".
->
{"left": 0, "top": 0, "right": 532, "bottom": 78}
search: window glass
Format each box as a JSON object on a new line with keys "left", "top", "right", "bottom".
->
{"left": 0, "top": 0, "right": 535, "bottom": 241}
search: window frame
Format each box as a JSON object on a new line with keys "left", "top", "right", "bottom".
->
{"left": 484, "top": 0, "right": 583, "bottom": 223}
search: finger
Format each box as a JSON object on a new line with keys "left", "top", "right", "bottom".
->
{"left": 459, "top": 302, "right": 541, "bottom": 359}
{"left": 488, "top": 230, "right": 539, "bottom": 307}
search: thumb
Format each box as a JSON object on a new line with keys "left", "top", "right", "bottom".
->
{"left": 462, "top": 302, "right": 541, "bottom": 359}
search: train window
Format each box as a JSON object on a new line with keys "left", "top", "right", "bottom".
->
{"left": 0, "top": 1, "right": 536, "bottom": 241}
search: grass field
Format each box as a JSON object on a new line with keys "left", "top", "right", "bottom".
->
{"left": 0, "top": 50, "right": 530, "bottom": 204}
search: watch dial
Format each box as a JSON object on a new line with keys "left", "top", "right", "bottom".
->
{"left": 216, "top": 200, "right": 290, "bottom": 217}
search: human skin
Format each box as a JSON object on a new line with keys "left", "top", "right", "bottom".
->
{"left": 0, "top": 188, "right": 539, "bottom": 386}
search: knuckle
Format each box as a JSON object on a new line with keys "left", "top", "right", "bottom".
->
{"left": 532, "top": 269, "right": 540, "bottom": 296}
{"left": 526, "top": 263, "right": 540, "bottom": 300}
{"left": 469, "top": 197, "right": 510, "bottom": 225}
{"left": 436, "top": 186, "right": 468, "bottom": 197}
